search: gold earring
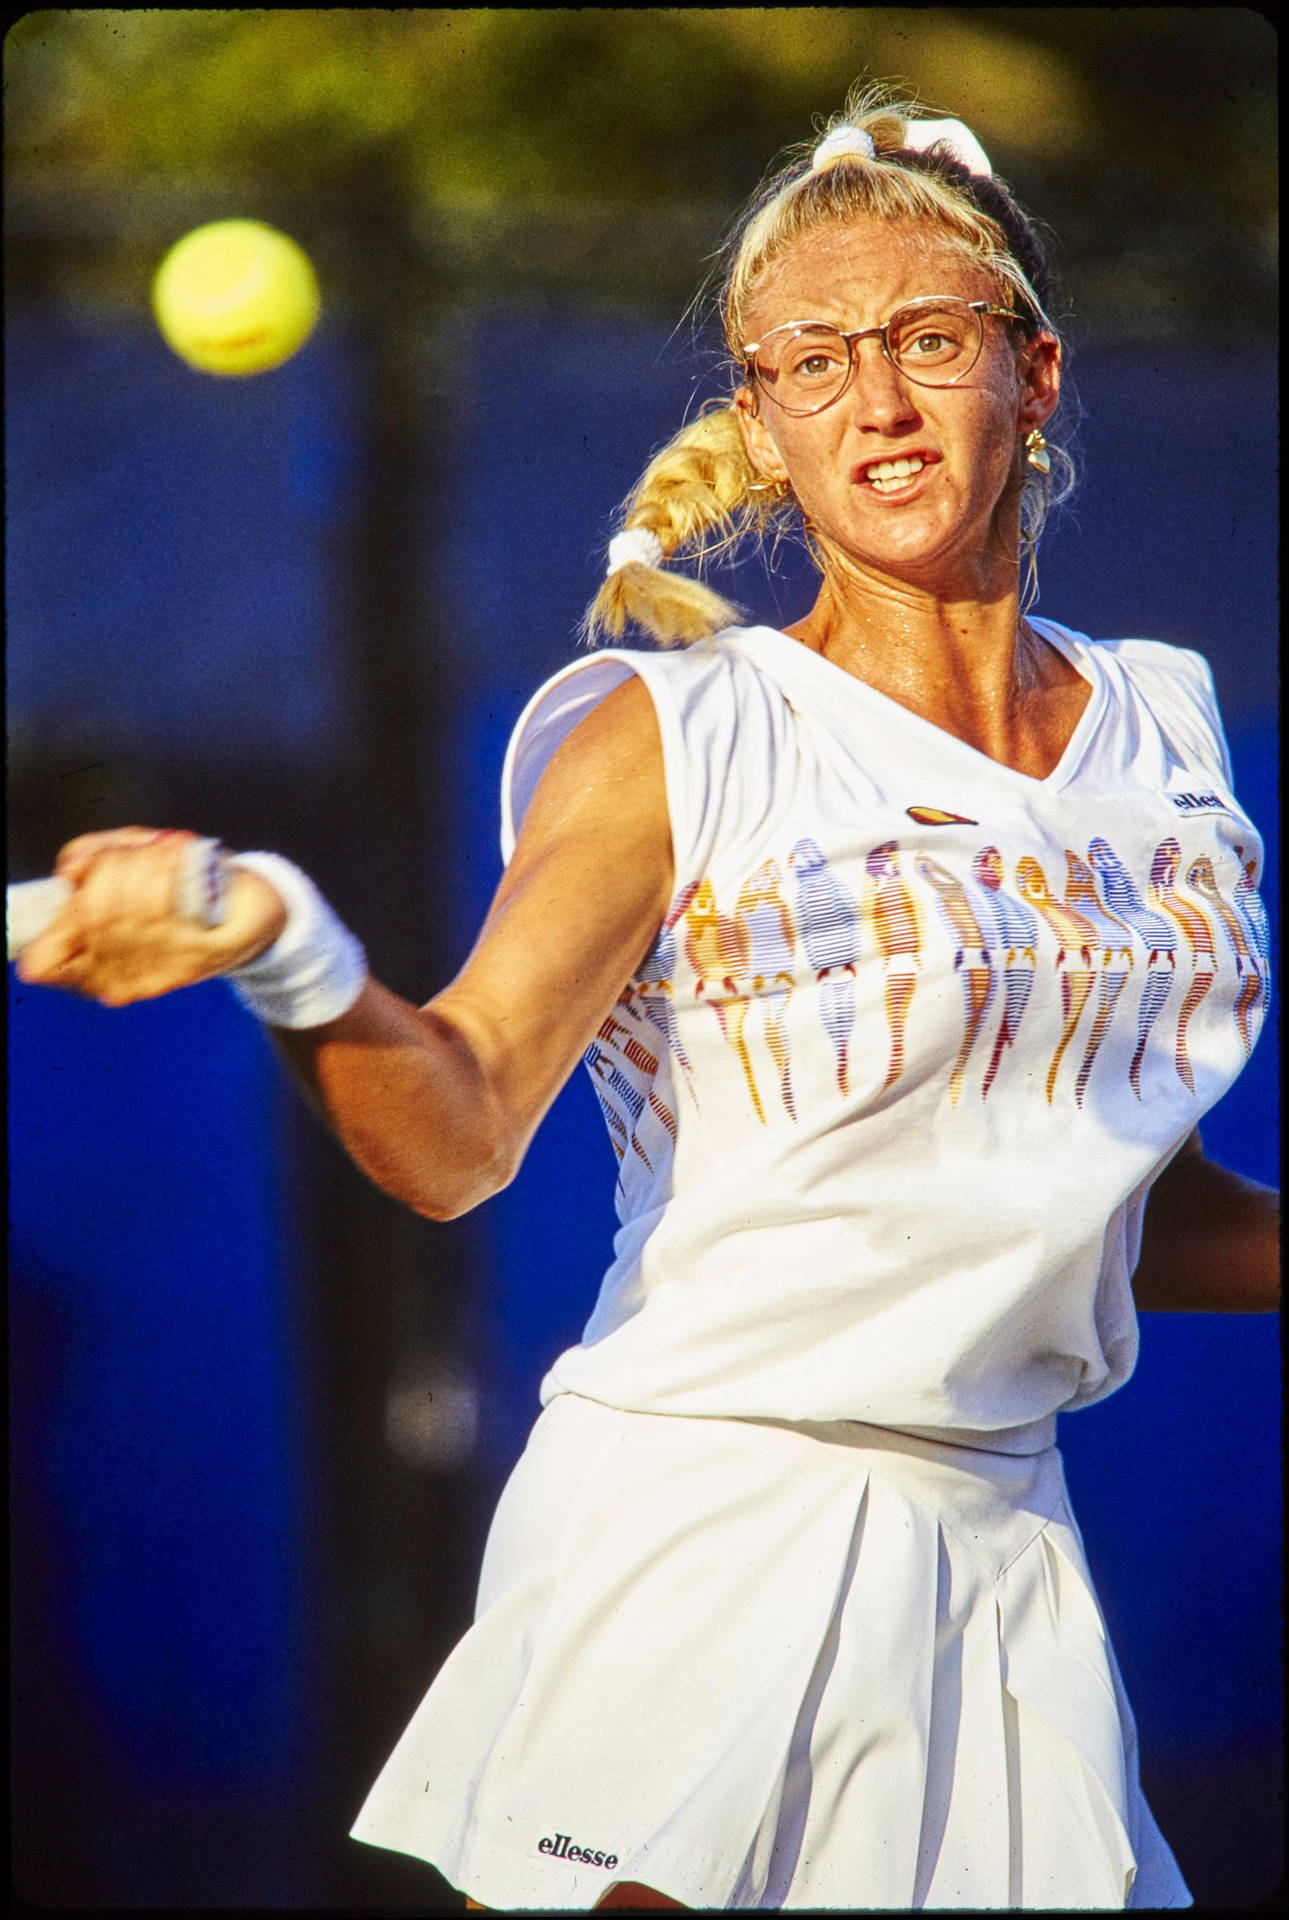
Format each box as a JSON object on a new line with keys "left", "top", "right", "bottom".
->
{"left": 1023, "top": 427, "right": 1052, "bottom": 475}
{"left": 748, "top": 475, "right": 790, "bottom": 496}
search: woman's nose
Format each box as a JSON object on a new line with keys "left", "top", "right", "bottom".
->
{"left": 846, "top": 336, "right": 920, "bottom": 431}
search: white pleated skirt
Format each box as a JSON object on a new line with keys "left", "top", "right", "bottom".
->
{"left": 350, "top": 1393, "right": 1191, "bottom": 1910}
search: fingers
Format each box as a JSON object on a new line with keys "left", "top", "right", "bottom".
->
{"left": 76, "top": 835, "right": 189, "bottom": 928}
{"left": 15, "top": 916, "right": 85, "bottom": 991}
{"left": 53, "top": 826, "right": 181, "bottom": 886}
{"left": 17, "top": 832, "right": 219, "bottom": 1004}
{"left": 16, "top": 833, "right": 291, "bottom": 1006}
{"left": 219, "top": 867, "right": 289, "bottom": 964}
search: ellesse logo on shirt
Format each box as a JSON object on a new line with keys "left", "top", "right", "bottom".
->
{"left": 1169, "top": 791, "right": 1229, "bottom": 815}
{"left": 538, "top": 1832, "right": 620, "bottom": 1869}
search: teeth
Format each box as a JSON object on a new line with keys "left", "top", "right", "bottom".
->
{"left": 865, "top": 455, "right": 925, "bottom": 490}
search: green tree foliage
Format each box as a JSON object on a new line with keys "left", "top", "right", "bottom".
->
{"left": 4, "top": 8, "right": 1275, "bottom": 333}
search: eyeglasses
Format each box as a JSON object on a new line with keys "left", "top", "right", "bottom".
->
{"left": 741, "top": 295, "right": 1025, "bottom": 416}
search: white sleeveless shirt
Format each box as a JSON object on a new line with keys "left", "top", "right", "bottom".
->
{"left": 499, "top": 620, "right": 1269, "bottom": 1448}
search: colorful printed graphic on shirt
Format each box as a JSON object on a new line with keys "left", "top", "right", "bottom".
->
{"left": 1063, "top": 853, "right": 1133, "bottom": 1107}
{"left": 788, "top": 839, "right": 859, "bottom": 1098}
{"left": 1086, "top": 837, "right": 1179, "bottom": 1097}
{"left": 1149, "top": 837, "right": 1217, "bottom": 1092}
{"left": 584, "top": 1011, "right": 677, "bottom": 1176}
{"left": 627, "top": 881, "right": 701, "bottom": 1104}
{"left": 971, "top": 847, "right": 1039, "bottom": 1099}
{"left": 684, "top": 880, "right": 767, "bottom": 1123}
{"left": 915, "top": 854, "right": 994, "bottom": 1104}
{"left": 586, "top": 1026, "right": 653, "bottom": 1170}
{"left": 738, "top": 858, "right": 801, "bottom": 1116}
{"left": 593, "top": 829, "right": 1267, "bottom": 1158}
{"left": 1015, "top": 857, "right": 1100, "bottom": 1102}
{"left": 863, "top": 841, "right": 923, "bottom": 1092}
{"left": 1188, "top": 853, "right": 1262, "bottom": 1056}
{"left": 1233, "top": 847, "right": 1272, "bottom": 970}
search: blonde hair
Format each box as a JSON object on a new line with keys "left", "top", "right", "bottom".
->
{"left": 584, "top": 83, "right": 1074, "bottom": 649}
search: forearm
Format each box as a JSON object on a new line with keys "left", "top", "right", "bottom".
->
{"left": 20, "top": 682, "right": 671, "bottom": 1224}
{"left": 1133, "top": 1149, "right": 1280, "bottom": 1312}
{"left": 271, "top": 978, "right": 521, "bottom": 1221}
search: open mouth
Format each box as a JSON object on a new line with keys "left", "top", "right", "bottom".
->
{"left": 859, "top": 454, "right": 930, "bottom": 495}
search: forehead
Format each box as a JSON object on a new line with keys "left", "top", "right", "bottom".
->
{"left": 744, "top": 215, "right": 996, "bottom": 333}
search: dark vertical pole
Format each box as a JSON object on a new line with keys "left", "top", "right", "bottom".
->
{"left": 297, "top": 158, "right": 483, "bottom": 1909}
{"left": 336, "top": 174, "right": 441, "bottom": 993}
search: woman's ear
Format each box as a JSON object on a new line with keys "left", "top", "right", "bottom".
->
{"left": 733, "top": 384, "right": 791, "bottom": 488}
{"left": 1017, "top": 332, "right": 1062, "bottom": 436}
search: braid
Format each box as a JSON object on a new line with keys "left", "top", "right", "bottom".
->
{"left": 895, "top": 145, "right": 1053, "bottom": 323}
{"left": 582, "top": 404, "right": 780, "bottom": 649}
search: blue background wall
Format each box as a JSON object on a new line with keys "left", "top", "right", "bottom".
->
{"left": 8, "top": 305, "right": 1279, "bottom": 1907}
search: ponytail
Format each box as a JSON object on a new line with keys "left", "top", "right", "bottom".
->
{"left": 582, "top": 403, "right": 785, "bottom": 649}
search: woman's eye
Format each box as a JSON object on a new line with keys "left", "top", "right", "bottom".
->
{"left": 786, "top": 344, "right": 847, "bottom": 379}
{"left": 898, "top": 316, "right": 973, "bottom": 362}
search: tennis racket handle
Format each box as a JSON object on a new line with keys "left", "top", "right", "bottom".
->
{"left": 7, "top": 837, "right": 230, "bottom": 962}
{"left": 6, "top": 877, "right": 72, "bottom": 960}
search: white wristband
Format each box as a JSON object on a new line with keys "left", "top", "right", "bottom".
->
{"left": 225, "top": 852, "right": 368, "bottom": 1029}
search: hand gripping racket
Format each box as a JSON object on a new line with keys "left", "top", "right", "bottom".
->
{"left": 6, "top": 837, "right": 230, "bottom": 962}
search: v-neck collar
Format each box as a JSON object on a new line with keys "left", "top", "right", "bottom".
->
{"left": 731, "top": 617, "right": 1106, "bottom": 794}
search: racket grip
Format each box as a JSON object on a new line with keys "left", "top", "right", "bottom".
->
{"left": 6, "top": 877, "right": 72, "bottom": 960}
{"left": 7, "top": 838, "right": 230, "bottom": 962}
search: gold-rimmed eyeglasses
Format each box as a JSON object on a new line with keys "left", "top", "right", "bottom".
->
{"left": 741, "top": 295, "right": 1026, "bottom": 416}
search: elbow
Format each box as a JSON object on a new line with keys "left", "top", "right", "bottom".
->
{"left": 413, "top": 1138, "right": 521, "bottom": 1221}
{"left": 335, "top": 1000, "right": 531, "bottom": 1221}
{"left": 334, "top": 1102, "right": 522, "bottom": 1223}
{"left": 400, "top": 1117, "right": 525, "bottom": 1222}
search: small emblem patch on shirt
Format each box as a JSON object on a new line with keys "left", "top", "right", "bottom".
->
{"left": 906, "top": 805, "right": 979, "bottom": 826}
{"left": 1168, "top": 791, "right": 1228, "bottom": 815}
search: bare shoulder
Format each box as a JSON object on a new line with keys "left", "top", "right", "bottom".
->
{"left": 517, "top": 670, "right": 668, "bottom": 853}
{"left": 572, "top": 668, "right": 660, "bottom": 738}
{"left": 431, "top": 671, "right": 674, "bottom": 1138}
{"left": 537, "top": 671, "right": 663, "bottom": 780}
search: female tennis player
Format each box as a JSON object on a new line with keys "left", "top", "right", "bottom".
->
{"left": 17, "top": 88, "right": 1278, "bottom": 1911}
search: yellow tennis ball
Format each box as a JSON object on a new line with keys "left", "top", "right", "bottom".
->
{"left": 152, "top": 219, "right": 320, "bottom": 376}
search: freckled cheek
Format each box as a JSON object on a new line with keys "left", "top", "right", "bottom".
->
{"left": 953, "top": 403, "right": 1021, "bottom": 501}
{"left": 770, "top": 434, "right": 851, "bottom": 514}
{"left": 770, "top": 422, "right": 831, "bottom": 486}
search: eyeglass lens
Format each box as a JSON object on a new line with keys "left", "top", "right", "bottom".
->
{"left": 754, "top": 299, "right": 986, "bottom": 411}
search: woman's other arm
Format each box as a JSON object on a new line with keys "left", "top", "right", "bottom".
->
{"left": 1132, "top": 1128, "right": 1280, "bottom": 1311}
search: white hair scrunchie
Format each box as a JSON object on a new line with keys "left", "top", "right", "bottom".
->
{"left": 901, "top": 117, "right": 993, "bottom": 178}
{"left": 811, "top": 116, "right": 993, "bottom": 180}
{"left": 606, "top": 528, "right": 663, "bottom": 576}
{"left": 810, "top": 125, "right": 876, "bottom": 171}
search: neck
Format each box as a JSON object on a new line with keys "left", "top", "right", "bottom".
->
{"left": 785, "top": 538, "right": 1051, "bottom": 760}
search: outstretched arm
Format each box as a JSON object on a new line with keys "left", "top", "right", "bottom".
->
{"left": 1132, "top": 1128, "right": 1280, "bottom": 1312}
{"left": 16, "top": 676, "right": 674, "bottom": 1221}
{"left": 272, "top": 676, "right": 673, "bottom": 1216}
